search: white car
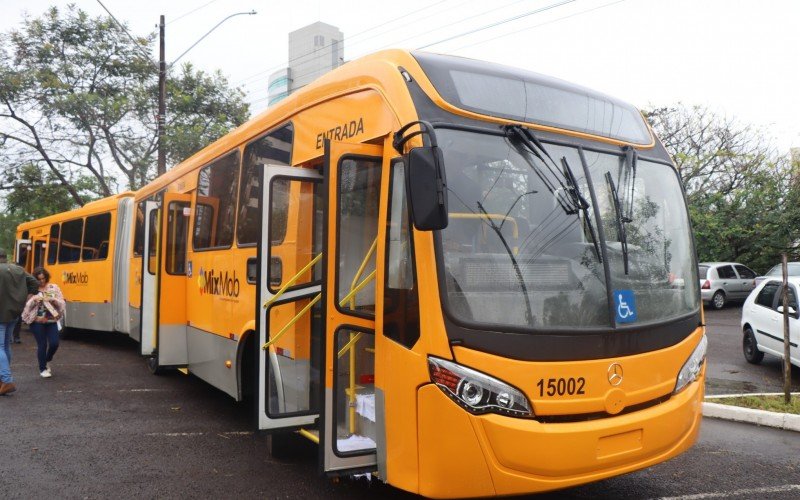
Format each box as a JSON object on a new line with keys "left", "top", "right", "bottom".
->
{"left": 740, "top": 277, "right": 800, "bottom": 368}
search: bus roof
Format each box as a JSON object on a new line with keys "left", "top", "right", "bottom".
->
{"left": 16, "top": 191, "right": 134, "bottom": 232}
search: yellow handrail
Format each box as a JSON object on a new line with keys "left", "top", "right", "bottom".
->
{"left": 338, "top": 270, "right": 376, "bottom": 309}
{"left": 261, "top": 292, "right": 322, "bottom": 350}
{"left": 348, "top": 238, "right": 377, "bottom": 310}
{"left": 263, "top": 253, "right": 322, "bottom": 309}
{"left": 338, "top": 331, "right": 363, "bottom": 359}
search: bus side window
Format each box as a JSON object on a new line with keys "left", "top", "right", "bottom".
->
{"left": 59, "top": 218, "right": 83, "bottom": 263}
{"left": 237, "top": 122, "right": 293, "bottom": 247}
{"left": 133, "top": 202, "right": 145, "bottom": 257}
{"left": 383, "top": 160, "right": 420, "bottom": 348}
{"left": 47, "top": 224, "right": 59, "bottom": 265}
{"left": 82, "top": 213, "right": 111, "bottom": 261}
{"left": 165, "top": 201, "right": 190, "bottom": 275}
{"left": 193, "top": 151, "right": 240, "bottom": 250}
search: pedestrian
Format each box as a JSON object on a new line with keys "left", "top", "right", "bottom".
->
{"left": 22, "top": 267, "right": 65, "bottom": 378}
{"left": 0, "top": 250, "right": 38, "bottom": 395}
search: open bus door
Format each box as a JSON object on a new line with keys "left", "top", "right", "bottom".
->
{"left": 154, "top": 193, "right": 192, "bottom": 369}
{"left": 257, "top": 165, "right": 324, "bottom": 431}
{"left": 322, "top": 141, "right": 383, "bottom": 474}
{"left": 140, "top": 200, "right": 160, "bottom": 357}
{"left": 15, "top": 238, "right": 31, "bottom": 272}
{"left": 33, "top": 239, "right": 47, "bottom": 269}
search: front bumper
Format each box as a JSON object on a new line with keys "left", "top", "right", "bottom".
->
{"left": 416, "top": 369, "right": 704, "bottom": 498}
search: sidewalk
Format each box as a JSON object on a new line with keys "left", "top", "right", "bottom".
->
{"left": 703, "top": 392, "right": 800, "bottom": 432}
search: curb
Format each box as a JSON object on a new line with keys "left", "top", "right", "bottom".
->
{"left": 703, "top": 393, "right": 800, "bottom": 432}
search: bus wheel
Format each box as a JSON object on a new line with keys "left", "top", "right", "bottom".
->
{"left": 146, "top": 355, "right": 166, "bottom": 375}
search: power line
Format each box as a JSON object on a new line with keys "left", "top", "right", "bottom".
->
{"left": 417, "top": 0, "right": 576, "bottom": 50}
{"left": 449, "top": 0, "right": 627, "bottom": 53}
{"left": 239, "top": 0, "right": 529, "bottom": 96}
{"left": 168, "top": 0, "right": 221, "bottom": 26}
{"left": 95, "top": 0, "right": 154, "bottom": 62}
{"left": 230, "top": 0, "right": 456, "bottom": 88}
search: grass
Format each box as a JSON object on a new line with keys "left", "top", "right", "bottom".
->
{"left": 710, "top": 395, "right": 800, "bottom": 415}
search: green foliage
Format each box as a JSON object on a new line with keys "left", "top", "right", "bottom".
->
{"left": 165, "top": 63, "right": 249, "bottom": 165}
{"left": 646, "top": 105, "right": 799, "bottom": 273}
{"left": 0, "top": 4, "right": 249, "bottom": 213}
{"left": 712, "top": 395, "right": 799, "bottom": 414}
{"left": 0, "top": 164, "right": 98, "bottom": 252}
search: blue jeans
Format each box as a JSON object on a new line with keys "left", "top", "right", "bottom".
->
{"left": 0, "top": 319, "right": 17, "bottom": 383}
{"left": 30, "top": 322, "right": 60, "bottom": 372}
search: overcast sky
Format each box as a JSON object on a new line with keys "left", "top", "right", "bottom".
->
{"left": 2, "top": 0, "right": 798, "bottom": 151}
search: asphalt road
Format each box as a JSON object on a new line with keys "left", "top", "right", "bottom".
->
{"left": 1, "top": 314, "right": 798, "bottom": 499}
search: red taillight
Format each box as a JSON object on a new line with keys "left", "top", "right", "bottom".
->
{"left": 702, "top": 280, "right": 710, "bottom": 289}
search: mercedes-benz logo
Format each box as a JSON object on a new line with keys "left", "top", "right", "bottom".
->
{"left": 607, "top": 362, "right": 624, "bottom": 386}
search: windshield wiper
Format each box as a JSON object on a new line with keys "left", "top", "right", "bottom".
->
{"left": 561, "top": 157, "right": 601, "bottom": 263}
{"left": 621, "top": 145, "right": 638, "bottom": 223}
{"left": 605, "top": 172, "right": 630, "bottom": 275}
{"left": 504, "top": 125, "right": 601, "bottom": 262}
{"left": 476, "top": 201, "right": 534, "bottom": 325}
{"left": 503, "top": 125, "right": 576, "bottom": 214}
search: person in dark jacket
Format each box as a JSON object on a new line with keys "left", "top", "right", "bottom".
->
{"left": 0, "top": 249, "right": 38, "bottom": 395}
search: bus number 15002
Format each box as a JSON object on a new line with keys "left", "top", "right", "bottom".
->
{"left": 536, "top": 377, "right": 586, "bottom": 397}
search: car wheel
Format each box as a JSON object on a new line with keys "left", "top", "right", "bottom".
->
{"left": 743, "top": 327, "right": 764, "bottom": 364}
{"left": 711, "top": 290, "right": 726, "bottom": 310}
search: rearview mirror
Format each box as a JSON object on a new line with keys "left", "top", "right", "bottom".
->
{"left": 777, "top": 305, "right": 798, "bottom": 317}
{"left": 406, "top": 146, "right": 448, "bottom": 231}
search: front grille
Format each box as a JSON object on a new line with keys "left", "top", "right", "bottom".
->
{"left": 535, "top": 394, "right": 672, "bottom": 423}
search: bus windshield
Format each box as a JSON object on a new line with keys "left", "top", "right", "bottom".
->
{"left": 438, "top": 128, "right": 698, "bottom": 331}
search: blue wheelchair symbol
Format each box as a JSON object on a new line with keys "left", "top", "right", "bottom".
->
{"left": 614, "top": 289, "right": 637, "bottom": 323}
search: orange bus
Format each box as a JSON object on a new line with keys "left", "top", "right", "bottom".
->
{"left": 15, "top": 192, "right": 135, "bottom": 333}
{"left": 17, "top": 49, "right": 706, "bottom": 497}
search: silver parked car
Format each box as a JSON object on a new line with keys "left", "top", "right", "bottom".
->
{"left": 698, "top": 262, "right": 757, "bottom": 309}
{"left": 754, "top": 261, "right": 800, "bottom": 286}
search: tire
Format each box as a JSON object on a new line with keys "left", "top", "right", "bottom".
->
{"left": 146, "top": 355, "right": 167, "bottom": 375}
{"left": 711, "top": 290, "right": 726, "bottom": 310}
{"left": 743, "top": 327, "right": 764, "bottom": 364}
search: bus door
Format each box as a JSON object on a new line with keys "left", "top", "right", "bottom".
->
{"left": 33, "top": 240, "right": 47, "bottom": 269}
{"left": 15, "top": 238, "right": 31, "bottom": 271}
{"left": 257, "top": 166, "right": 324, "bottom": 431}
{"left": 140, "top": 200, "right": 160, "bottom": 357}
{"left": 156, "top": 193, "right": 192, "bottom": 367}
{"left": 322, "top": 141, "right": 383, "bottom": 473}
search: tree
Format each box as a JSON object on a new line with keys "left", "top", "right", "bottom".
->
{"left": 0, "top": 164, "right": 97, "bottom": 252}
{"left": 0, "top": 5, "right": 249, "bottom": 207}
{"left": 646, "top": 105, "right": 799, "bottom": 272}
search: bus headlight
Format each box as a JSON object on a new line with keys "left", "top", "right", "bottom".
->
{"left": 673, "top": 335, "right": 707, "bottom": 394}
{"left": 428, "top": 356, "right": 533, "bottom": 417}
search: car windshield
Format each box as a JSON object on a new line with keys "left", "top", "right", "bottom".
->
{"left": 698, "top": 265, "right": 709, "bottom": 279}
{"left": 765, "top": 263, "right": 800, "bottom": 276}
{"left": 438, "top": 128, "right": 699, "bottom": 330}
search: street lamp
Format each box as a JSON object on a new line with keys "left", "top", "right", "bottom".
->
{"left": 157, "top": 10, "right": 257, "bottom": 175}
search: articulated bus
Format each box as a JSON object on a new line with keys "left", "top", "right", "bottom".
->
{"left": 15, "top": 192, "right": 135, "bottom": 334}
{"left": 15, "top": 50, "right": 706, "bottom": 497}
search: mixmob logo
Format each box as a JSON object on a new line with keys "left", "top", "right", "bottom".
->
{"left": 62, "top": 271, "right": 89, "bottom": 285}
{"left": 196, "top": 267, "right": 240, "bottom": 297}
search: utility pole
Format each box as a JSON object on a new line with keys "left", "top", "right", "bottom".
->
{"left": 782, "top": 254, "right": 792, "bottom": 404}
{"left": 157, "top": 14, "right": 166, "bottom": 177}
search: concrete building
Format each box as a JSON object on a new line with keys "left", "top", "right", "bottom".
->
{"left": 268, "top": 22, "right": 344, "bottom": 106}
